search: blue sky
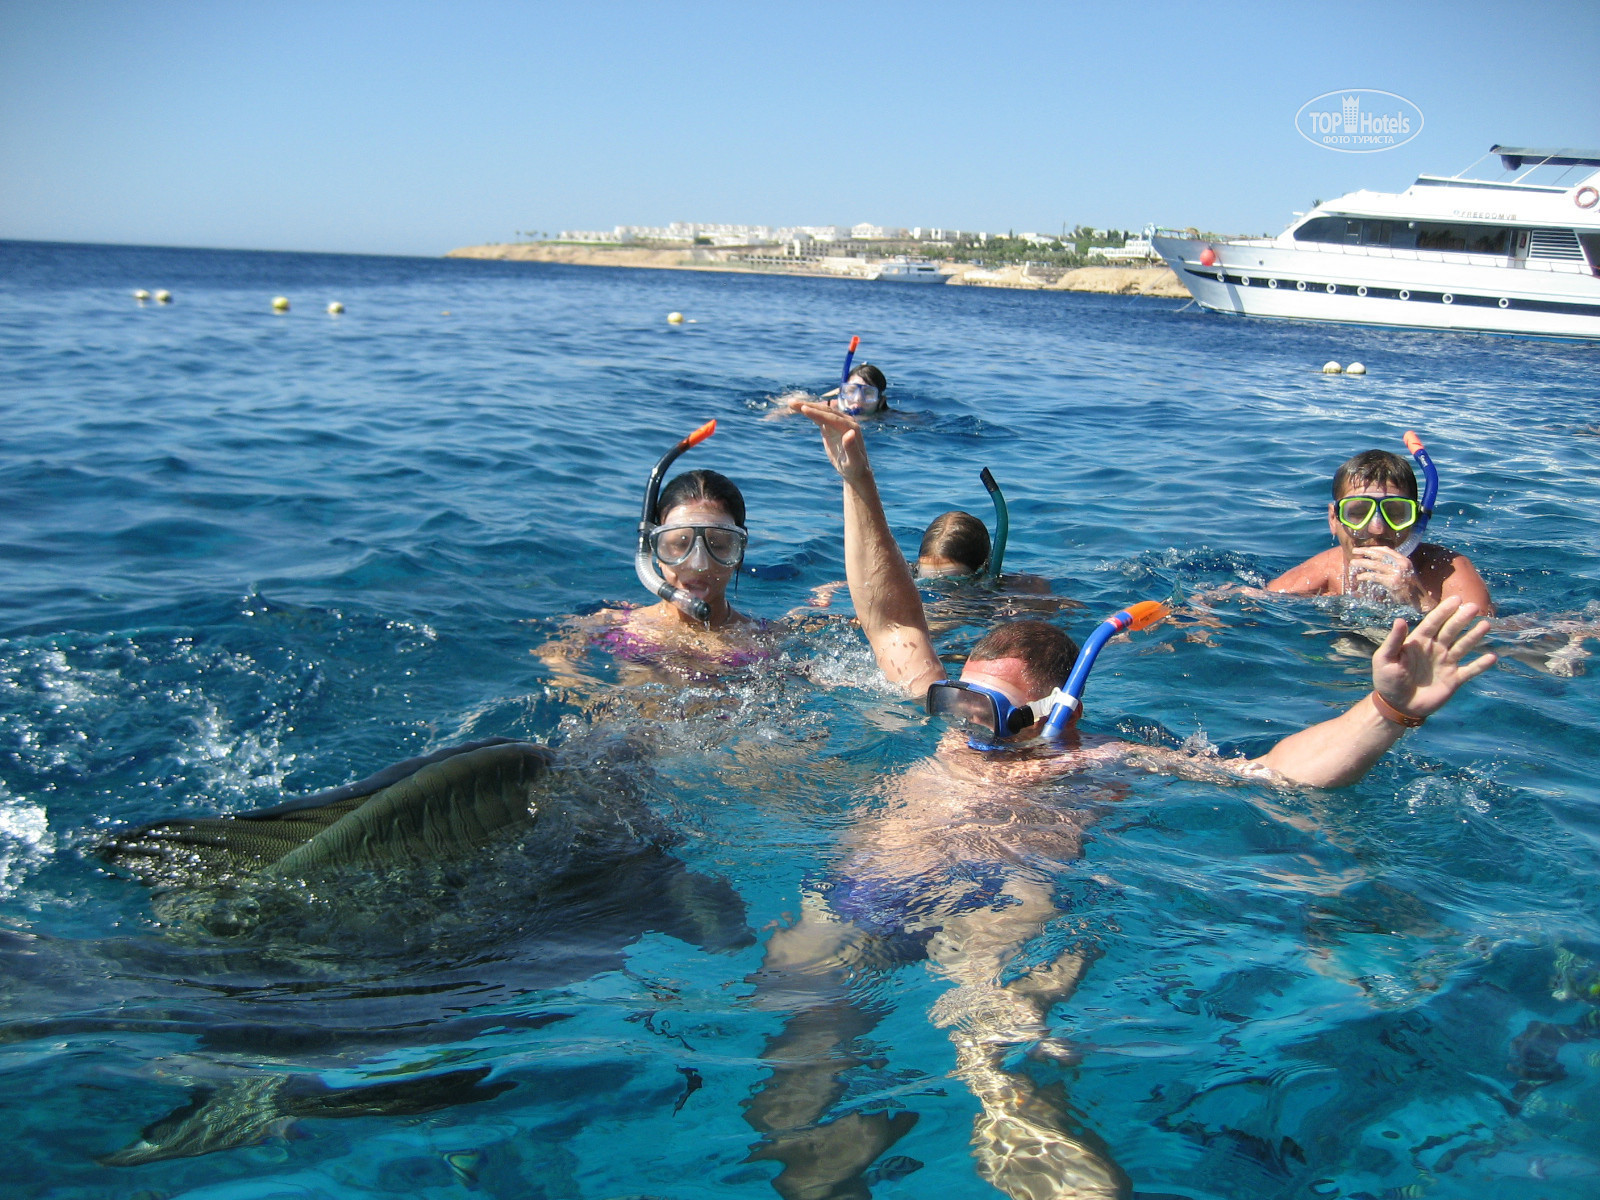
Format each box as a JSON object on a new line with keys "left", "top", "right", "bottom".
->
{"left": 2, "top": 0, "right": 1597, "bottom": 256}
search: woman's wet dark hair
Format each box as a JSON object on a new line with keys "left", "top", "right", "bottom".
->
{"left": 918, "top": 511, "right": 990, "bottom": 574}
{"left": 656, "top": 469, "right": 746, "bottom": 528}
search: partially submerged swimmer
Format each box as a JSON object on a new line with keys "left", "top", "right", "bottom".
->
{"left": 821, "top": 362, "right": 889, "bottom": 416}
{"left": 761, "top": 398, "right": 1498, "bottom": 1199}
{"left": 1268, "top": 445, "right": 1493, "bottom": 613}
{"left": 916, "top": 509, "right": 990, "bottom": 577}
{"left": 805, "top": 477, "right": 1052, "bottom": 615}
{"left": 540, "top": 423, "right": 778, "bottom": 685}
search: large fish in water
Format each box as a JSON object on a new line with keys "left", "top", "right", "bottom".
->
{"left": 82, "top": 733, "right": 752, "bottom": 1163}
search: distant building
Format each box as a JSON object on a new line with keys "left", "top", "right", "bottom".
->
{"left": 850, "top": 223, "right": 908, "bottom": 240}
{"left": 1087, "top": 235, "right": 1157, "bottom": 263}
{"left": 783, "top": 225, "right": 848, "bottom": 243}
{"left": 557, "top": 222, "right": 780, "bottom": 245}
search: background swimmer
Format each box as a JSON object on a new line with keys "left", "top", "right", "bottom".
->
{"left": 804, "top": 502, "right": 1053, "bottom": 614}
{"left": 820, "top": 362, "right": 888, "bottom": 416}
{"left": 1269, "top": 447, "right": 1493, "bottom": 612}
{"left": 766, "top": 362, "right": 890, "bottom": 421}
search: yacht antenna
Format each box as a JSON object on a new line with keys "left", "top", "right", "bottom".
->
{"left": 1453, "top": 151, "right": 1492, "bottom": 180}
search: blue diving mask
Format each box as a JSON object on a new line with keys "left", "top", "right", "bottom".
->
{"left": 837, "top": 380, "right": 881, "bottom": 416}
{"left": 925, "top": 679, "right": 1075, "bottom": 743}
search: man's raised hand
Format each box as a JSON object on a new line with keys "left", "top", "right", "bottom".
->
{"left": 1372, "top": 595, "right": 1497, "bottom": 719}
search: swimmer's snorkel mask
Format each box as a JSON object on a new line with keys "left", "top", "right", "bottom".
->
{"left": 1395, "top": 430, "right": 1438, "bottom": 558}
{"left": 636, "top": 418, "right": 720, "bottom": 623}
{"left": 834, "top": 335, "right": 883, "bottom": 416}
{"left": 926, "top": 601, "right": 1170, "bottom": 748}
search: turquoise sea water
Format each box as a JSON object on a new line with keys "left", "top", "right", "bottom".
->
{"left": 1, "top": 239, "right": 1598, "bottom": 1199}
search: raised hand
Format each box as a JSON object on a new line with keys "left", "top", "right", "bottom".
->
{"left": 789, "top": 398, "right": 868, "bottom": 483}
{"left": 1372, "top": 595, "right": 1497, "bottom": 719}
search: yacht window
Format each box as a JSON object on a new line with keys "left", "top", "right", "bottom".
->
{"left": 1416, "top": 224, "right": 1512, "bottom": 254}
{"left": 1577, "top": 233, "right": 1600, "bottom": 273}
{"left": 1294, "top": 217, "right": 1361, "bottom": 244}
{"left": 1294, "top": 217, "right": 1513, "bottom": 254}
{"left": 1361, "top": 220, "right": 1394, "bottom": 247}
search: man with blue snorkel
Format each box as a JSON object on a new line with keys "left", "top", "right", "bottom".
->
{"left": 742, "top": 399, "right": 1498, "bottom": 1200}
{"left": 1268, "top": 437, "right": 1493, "bottom": 613}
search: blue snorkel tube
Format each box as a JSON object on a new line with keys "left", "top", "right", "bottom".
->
{"left": 834, "top": 335, "right": 863, "bottom": 413}
{"left": 1396, "top": 430, "right": 1438, "bottom": 558}
{"left": 979, "top": 468, "right": 1009, "bottom": 578}
{"left": 636, "top": 419, "right": 718, "bottom": 623}
{"left": 840, "top": 335, "right": 860, "bottom": 390}
{"left": 1040, "top": 601, "right": 1171, "bottom": 737}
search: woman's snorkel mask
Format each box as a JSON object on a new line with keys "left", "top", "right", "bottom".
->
{"left": 636, "top": 419, "right": 719, "bottom": 622}
{"left": 926, "top": 601, "right": 1169, "bottom": 748}
{"left": 835, "top": 335, "right": 883, "bottom": 416}
{"left": 1396, "top": 430, "right": 1439, "bottom": 557}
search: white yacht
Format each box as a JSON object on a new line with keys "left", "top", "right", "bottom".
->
{"left": 1151, "top": 145, "right": 1600, "bottom": 339}
{"left": 871, "top": 256, "right": 950, "bottom": 283}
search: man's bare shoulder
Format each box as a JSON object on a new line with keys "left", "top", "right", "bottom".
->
{"left": 1415, "top": 543, "right": 1494, "bottom": 613}
{"left": 1266, "top": 547, "right": 1341, "bottom": 595}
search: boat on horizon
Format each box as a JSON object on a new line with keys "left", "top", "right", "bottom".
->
{"left": 1152, "top": 145, "right": 1600, "bottom": 339}
{"left": 870, "top": 256, "right": 950, "bottom": 284}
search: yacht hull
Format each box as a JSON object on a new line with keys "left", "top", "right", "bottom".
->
{"left": 1153, "top": 236, "right": 1600, "bottom": 340}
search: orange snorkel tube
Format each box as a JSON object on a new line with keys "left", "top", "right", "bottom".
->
{"left": 636, "top": 419, "right": 718, "bottom": 622}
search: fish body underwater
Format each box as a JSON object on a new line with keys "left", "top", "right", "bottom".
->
{"left": 36, "top": 735, "right": 753, "bottom": 1164}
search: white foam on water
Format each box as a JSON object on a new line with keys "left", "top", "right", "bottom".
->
{"left": 0, "top": 784, "right": 53, "bottom": 899}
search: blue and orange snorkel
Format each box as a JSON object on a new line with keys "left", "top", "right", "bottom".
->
{"left": 1040, "top": 601, "right": 1171, "bottom": 736}
{"left": 1396, "top": 430, "right": 1439, "bottom": 558}
{"left": 979, "top": 468, "right": 1009, "bottom": 578}
{"left": 840, "top": 335, "right": 860, "bottom": 390}
{"left": 636, "top": 418, "right": 718, "bottom": 622}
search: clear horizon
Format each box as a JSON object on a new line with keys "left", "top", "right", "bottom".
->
{"left": 2, "top": 0, "right": 1597, "bottom": 258}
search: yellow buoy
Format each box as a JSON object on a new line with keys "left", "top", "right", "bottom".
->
{"left": 272, "top": 296, "right": 290, "bottom": 312}
{"left": 1321, "top": 360, "right": 1342, "bottom": 374}
{"left": 154, "top": 289, "right": 172, "bottom": 304}
{"left": 1345, "top": 361, "right": 1366, "bottom": 375}
{"left": 133, "top": 289, "right": 150, "bottom": 302}
{"left": 666, "top": 311, "right": 684, "bottom": 324}
{"left": 327, "top": 301, "right": 344, "bottom": 315}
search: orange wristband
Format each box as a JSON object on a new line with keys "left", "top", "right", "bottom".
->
{"left": 1370, "top": 691, "right": 1425, "bottom": 728}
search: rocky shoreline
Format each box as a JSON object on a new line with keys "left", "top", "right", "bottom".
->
{"left": 445, "top": 243, "right": 1189, "bottom": 299}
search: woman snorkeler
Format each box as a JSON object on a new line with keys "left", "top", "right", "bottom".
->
{"left": 538, "top": 421, "right": 778, "bottom": 686}
{"left": 820, "top": 362, "right": 888, "bottom": 417}
{"left": 766, "top": 338, "right": 889, "bottom": 420}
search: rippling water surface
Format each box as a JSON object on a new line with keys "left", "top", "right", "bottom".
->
{"left": 2, "top": 239, "right": 1598, "bottom": 1199}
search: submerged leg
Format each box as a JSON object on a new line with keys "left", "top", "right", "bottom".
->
{"left": 743, "top": 904, "right": 921, "bottom": 1199}
{"left": 926, "top": 879, "right": 1129, "bottom": 1200}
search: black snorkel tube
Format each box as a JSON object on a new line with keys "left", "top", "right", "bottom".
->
{"left": 979, "top": 468, "right": 1009, "bottom": 578}
{"left": 636, "top": 418, "right": 718, "bottom": 623}
{"left": 1396, "top": 430, "right": 1439, "bottom": 558}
